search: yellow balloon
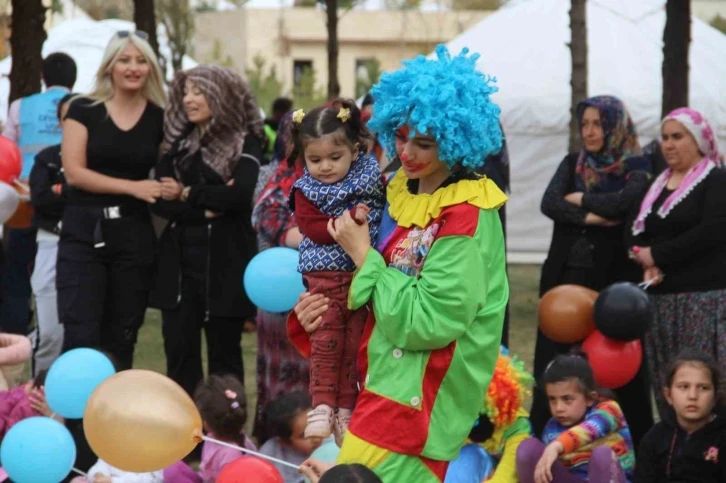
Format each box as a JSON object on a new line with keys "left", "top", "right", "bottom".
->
{"left": 84, "top": 369, "right": 202, "bottom": 472}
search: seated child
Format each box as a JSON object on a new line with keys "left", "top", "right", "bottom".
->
{"left": 69, "top": 459, "right": 163, "bottom": 483}
{"left": 288, "top": 100, "right": 385, "bottom": 441}
{"left": 0, "top": 333, "right": 32, "bottom": 391}
{"left": 0, "top": 334, "right": 59, "bottom": 440}
{"left": 634, "top": 349, "right": 726, "bottom": 483}
{"left": 446, "top": 346, "right": 533, "bottom": 483}
{"left": 260, "top": 392, "right": 326, "bottom": 483}
{"left": 516, "top": 353, "right": 634, "bottom": 483}
{"left": 164, "top": 374, "right": 255, "bottom": 483}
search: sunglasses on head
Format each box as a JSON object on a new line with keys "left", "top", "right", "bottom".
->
{"left": 116, "top": 30, "right": 149, "bottom": 41}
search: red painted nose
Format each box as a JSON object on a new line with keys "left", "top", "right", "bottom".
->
{"left": 400, "top": 153, "right": 409, "bottom": 162}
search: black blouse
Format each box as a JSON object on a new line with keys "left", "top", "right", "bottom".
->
{"left": 628, "top": 167, "right": 726, "bottom": 294}
{"left": 64, "top": 97, "right": 164, "bottom": 207}
{"left": 539, "top": 153, "right": 651, "bottom": 294}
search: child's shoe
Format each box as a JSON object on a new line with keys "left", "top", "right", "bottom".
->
{"left": 333, "top": 408, "right": 352, "bottom": 447}
{"left": 305, "top": 404, "right": 333, "bottom": 438}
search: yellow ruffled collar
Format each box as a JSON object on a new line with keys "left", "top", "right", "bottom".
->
{"left": 387, "top": 171, "right": 508, "bottom": 228}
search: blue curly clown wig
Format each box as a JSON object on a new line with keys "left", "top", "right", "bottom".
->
{"left": 368, "top": 45, "right": 503, "bottom": 171}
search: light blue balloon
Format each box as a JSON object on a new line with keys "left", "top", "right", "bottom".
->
{"left": 243, "top": 247, "right": 305, "bottom": 313}
{"left": 444, "top": 444, "right": 495, "bottom": 483}
{"left": 311, "top": 440, "right": 340, "bottom": 463}
{"left": 0, "top": 417, "right": 76, "bottom": 483}
{"left": 304, "top": 440, "right": 341, "bottom": 483}
{"left": 45, "top": 348, "right": 116, "bottom": 419}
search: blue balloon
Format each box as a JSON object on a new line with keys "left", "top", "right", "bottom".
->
{"left": 304, "top": 440, "right": 341, "bottom": 483}
{"left": 0, "top": 417, "right": 76, "bottom": 482}
{"left": 45, "top": 348, "right": 116, "bottom": 419}
{"left": 311, "top": 440, "right": 340, "bottom": 463}
{"left": 445, "top": 444, "right": 495, "bottom": 483}
{"left": 243, "top": 247, "right": 305, "bottom": 313}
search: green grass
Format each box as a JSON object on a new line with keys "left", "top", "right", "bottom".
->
{"left": 132, "top": 264, "right": 543, "bottom": 433}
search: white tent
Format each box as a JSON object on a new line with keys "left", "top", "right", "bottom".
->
{"left": 0, "top": 17, "right": 197, "bottom": 125}
{"left": 444, "top": 0, "right": 726, "bottom": 261}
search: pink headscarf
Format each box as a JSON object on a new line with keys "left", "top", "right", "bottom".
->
{"left": 632, "top": 108, "right": 722, "bottom": 236}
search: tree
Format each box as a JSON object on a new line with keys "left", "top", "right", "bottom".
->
{"left": 662, "top": 0, "right": 690, "bottom": 118}
{"left": 323, "top": 0, "right": 340, "bottom": 99}
{"left": 568, "top": 0, "right": 587, "bottom": 154}
{"left": 711, "top": 14, "right": 726, "bottom": 35}
{"left": 8, "top": 0, "right": 47, "bottom": 103}
{"left": 355, "top": 58, "right": 381, "bottom": 98}
{"left": 451, "top": 0, "right": 499, "bottom": 10}
{"left": 156, "top": 0, "right": 194, "bottom": 74}
{"left": 246, "top": 54, "right": 284, "bottom": 114}
{"left": 133, "top": 0, "right": 161, "bottom": 59}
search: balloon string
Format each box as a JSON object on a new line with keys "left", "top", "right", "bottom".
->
{"left": 638, "top": 280, "right": 654, "bottom": 290}
{"left": 72, "top": 468, "right": 88, "bottom": 477}
{"left": 201, "top": 436, "right": 301, "bottom": 470}
{"left": 639, "top": 276, "right": 664, "bottom": 290}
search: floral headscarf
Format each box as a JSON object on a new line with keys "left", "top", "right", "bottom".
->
{"left": 575, "top": 95, "right": 642, "bottom": 193}
{"left": 163, "top": 65, "right": 265, "bottom": 182}
{"left": 632, "top": 107, "right": 722, "bottom": 235}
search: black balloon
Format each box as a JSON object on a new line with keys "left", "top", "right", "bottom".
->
{"left": 594, "top": 282, "right": 653, "bottom": 341}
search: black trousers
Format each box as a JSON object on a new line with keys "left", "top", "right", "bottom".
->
{"left": 57, "top": 206, "right": 154, "bottom": 371}
{"left": 0, "top": 226, "right": 37, "bottom": 335}
{"left": 162, "top": 241, "right": 245, "bottom": 397}
{"left": 530, "top": 267, "right": 654, "bottom": 450}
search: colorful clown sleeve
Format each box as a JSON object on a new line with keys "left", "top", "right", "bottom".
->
{"left": 348, "top": 212, "right": 500, "bottom": 352}
{"left": 554, "top": 399, "right": 622, "bottom": 453}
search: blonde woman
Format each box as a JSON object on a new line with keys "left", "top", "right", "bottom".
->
{"left": 58, "top": 30, "right": 166, "bottom": 371}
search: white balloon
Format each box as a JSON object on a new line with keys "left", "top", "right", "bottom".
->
{"left": 0, "top": 183, "right": 20, "bottom": 224}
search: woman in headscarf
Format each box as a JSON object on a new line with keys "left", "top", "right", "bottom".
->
{"left": 150, "top": 65, "right": 265, "bottom": 397}
{"left": 531, "top": 96, "right": 654, "bottom": 447}
{"left": 629, "top": 107, "right": 726, "bottom": 417}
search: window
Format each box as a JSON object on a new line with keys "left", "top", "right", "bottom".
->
{"left": 293, "top": 60, "right": 313, "bottom": 88}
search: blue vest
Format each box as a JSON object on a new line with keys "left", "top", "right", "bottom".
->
{"left": 18, "top": 89, "right": 67, "bottom": 178}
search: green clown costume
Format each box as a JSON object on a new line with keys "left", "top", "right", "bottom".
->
{"left": 288, "top": 45, "right": 508, "bottom": 482}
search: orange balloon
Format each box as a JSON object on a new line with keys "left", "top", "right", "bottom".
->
{"left": 5, "top": 183, "right": 33, "bottom": 229}
{"left": 538, "top": 284, "right": 597, "bottom": 343}
{"left": 84, "top": 370, "right": 203, "bottom": 472}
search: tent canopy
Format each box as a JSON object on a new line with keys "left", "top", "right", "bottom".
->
{"left": 443, "top": 0, "right": 726, "bottom": 258}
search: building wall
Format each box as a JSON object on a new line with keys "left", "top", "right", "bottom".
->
{"left": 193, "top": 7, "right": 489, "bottom": 98}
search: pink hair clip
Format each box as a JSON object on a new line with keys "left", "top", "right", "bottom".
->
{"left": 224, "top": 389, "right": 238, "bottom": 399}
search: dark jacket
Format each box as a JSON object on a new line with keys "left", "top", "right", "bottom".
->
{"left": 29, "top": 144, "right": 67, "bottom": 234}
{"left": 634, "top": 407, "right": 726, "bottom": 483}
{"left": 150, "top": 136, "right": 263, "bottom": 319}
{"left": 539, "top": 153, "right": 651, "bottom": 295}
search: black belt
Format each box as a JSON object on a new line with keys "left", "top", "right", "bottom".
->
{"left": 86, "top": 204, "right": 148, "bottom": 248}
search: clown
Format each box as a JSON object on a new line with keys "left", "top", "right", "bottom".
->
{"left": 447, "top": 346, "right": 534, "bottom": 483}
{"left": 290, "top": 45, "right": 507, "bottom": 482}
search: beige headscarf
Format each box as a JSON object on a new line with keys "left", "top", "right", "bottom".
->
{"left": 163, "top": 65, "right": 265, "bottom": 182}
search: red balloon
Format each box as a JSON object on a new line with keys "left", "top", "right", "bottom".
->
{"left": 217, "top": 457, "right": 284, "bottom": 483}
{"left": 582, "top": 330, "right": 642, "bottom": 389}
{"left": 0, "top": 136, "right": 21, "bottom": 185}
